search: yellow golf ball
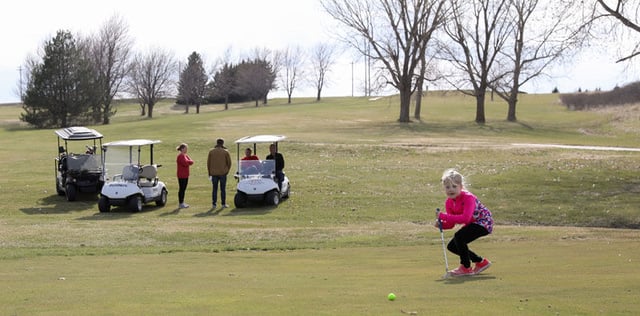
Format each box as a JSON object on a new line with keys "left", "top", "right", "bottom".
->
{"left": 388, "top": 293, "right": 396, "bottom": 301}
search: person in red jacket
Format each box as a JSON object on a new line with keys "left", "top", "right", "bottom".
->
{"left": 436, "top": 169, "right": 494, "bottom": 276}
{"left": 176, "top": 143, "right": 194, "bottom": 209}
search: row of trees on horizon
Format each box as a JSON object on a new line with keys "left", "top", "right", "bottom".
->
{"left": 17, "top": 0, "right": 640, "bottom": 128}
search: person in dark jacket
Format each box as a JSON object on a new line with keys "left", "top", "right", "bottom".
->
{"left": 265, "top": 143, "right": 285, "bottom": 190}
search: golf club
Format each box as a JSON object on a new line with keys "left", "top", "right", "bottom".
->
{"left": 436, "top": 208, "right": 450, "bottom": 279}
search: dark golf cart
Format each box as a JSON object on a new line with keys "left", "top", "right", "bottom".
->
{"left": 55, "top": 126, "right": 104, "bottom": 201}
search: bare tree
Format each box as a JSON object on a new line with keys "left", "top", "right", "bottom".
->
{"left": 593, "top": 0, "right": 640, "bottom": 62}
{"left": 127, "top": 48, "right": 177, "bottom": 118}
{"left": 492, "top": 0, "right": 587, "bottom": 122}
{"left": 322, "top": 0, "right": 448, "bottom": 122}
{"left": 279, "top": 45, "right": 306, "bottom": 104}
{"left": 87, "top": 14, "right": 133, "bottom": 124}
{"left": 439, "top": 0, "right": 512, "bottom": 124}
{"left": 177, "top": 51, "right": 208, "bottom": 114}
{"left": 309, "top": 43, "right": 339, "bottom": 101}
{"left": 413, "top": 54, "right": 440, "bottom": 120}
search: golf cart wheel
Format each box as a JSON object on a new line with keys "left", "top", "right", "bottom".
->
{"left": 129, "top": 195, "right": 143, "bottom": 212}
{"left": 265, "top": 190, "right": 280, "bottom": 206}
{"left": 98, "top": 196, "right": 110, "bottom": 213}
{"left": 234, "top": 192, "right": 248, "bottom": 208}
{"left": 65, "top": 184, "right": 77, "bottom": 201}
{"left": 156, "top": 188, "right": 168, "bottom": 206}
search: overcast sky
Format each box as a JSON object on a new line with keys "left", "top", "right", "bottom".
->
{"left": 0, "top": 0, "right": 635, "bottom": 104}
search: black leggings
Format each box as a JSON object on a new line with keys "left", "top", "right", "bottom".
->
{"left": 178, "top": 178, "right": 189, "bottom": 204}
{"left": 447, "top": 223, "right": 489, "bottom": 268}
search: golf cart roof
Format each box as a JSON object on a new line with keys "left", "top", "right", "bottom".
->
{"left": 235, "top": 135, "right": 287, "bottom": 144}
{"left": 55, "top": 126, "right": 103, "bottom": 140}
{"left": 103, "top": 139, "right": 162, "bottom": 147}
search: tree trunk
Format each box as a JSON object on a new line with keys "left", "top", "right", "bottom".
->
{"left": 507, "top": 87, "right": 518, "bottom": 122}
{"left": 147, "top": 102, "right": 154, "bottom": 118}
{"left": 399, "top": 87, "right": 412, "bottom": 123}
{"left": 316, "top": 88, "right": 322, "bottom": 101}
{"left": 475, "top": 91, "right": 486, "bottom": 124}
{"left": 414, "top": 85, "right": 423, "bottom": 121}
{"left": 102, "top": 106, "right": 111, "bottom": 125}
{"left": 196, "top": 102, "right": 200, "bottom": 114}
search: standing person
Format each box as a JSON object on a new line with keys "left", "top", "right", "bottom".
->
{"left": 436, "top": 169, "right": 493, "bottom": 276}
{"left": 265, "top": 143, "right": 285, "bottom": 190}
{"left": 176, "top": 143, "right": 194, "bottom": 209}
{"left": 207, "top": 138, "right": 232, "bottom": 209}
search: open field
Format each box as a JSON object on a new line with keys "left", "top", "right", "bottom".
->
{"left": 1, "top": 93, "right": 639, "bottom": 314}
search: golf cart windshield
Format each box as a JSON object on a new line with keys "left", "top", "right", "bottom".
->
{"left": 101, "top": 140, "right": 161, "bottom": 182}
{"left": 66, "top": 154, "right": 101, "bottom": 173}
{"left": 102, "top": 146, "right": 141, "bottom": 181}
{"left": 238, "top": 159, "right": 275, "bottom": 178}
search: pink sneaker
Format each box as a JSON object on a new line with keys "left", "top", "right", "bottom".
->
{"left": 449, "top": 265, "right": 474, "bottom": 276}
{"left": 474, "top": 258, "right": 491, "bottom": 274}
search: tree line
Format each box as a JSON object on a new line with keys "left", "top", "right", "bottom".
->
{"left": 18, "top": 1, "right": 640, "bottom": 128}
{"left": 19, "top": 15, "right": 337, "bottom": 128}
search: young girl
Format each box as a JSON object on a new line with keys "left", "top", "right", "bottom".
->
{"left": 437, "top": 169, "right": 494, "bottom": 276}
{"left": 176, "top": 143, "right": 194, "bottom": 209}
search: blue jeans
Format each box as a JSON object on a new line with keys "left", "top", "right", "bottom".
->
{"left": 275, "top": 170, "right": 284, "bottom": 190}
{"left": 211, "top": 174, "right": 227, "bottom": 205}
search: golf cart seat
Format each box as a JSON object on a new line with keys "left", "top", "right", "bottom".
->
{"left": 139, "top": 164, "right": 158, "bottom": 187}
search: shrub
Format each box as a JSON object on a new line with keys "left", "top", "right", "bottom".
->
{"left": 559, "top": 81, "right": 640, "bottom": 110}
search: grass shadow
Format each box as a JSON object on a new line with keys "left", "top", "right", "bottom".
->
{"left": 225, "top": 205, "right": 277, "bottom": 216}
{"left": 437, "top": 274, "right": 497, "bottom": 284}
{"left": 193, "top": 207, "right": 224, "bottom": 217}
{"left": 159, "top": 207, "right": 182, "bottom": 216}
{"left": 75, "top": 205, "right": 164, "bottom": 220}
{"left": 21, "top": 194, "right": 98, "bottom": 215}
{"left": 75, "top": 212, "right": 133, "bottom": 220}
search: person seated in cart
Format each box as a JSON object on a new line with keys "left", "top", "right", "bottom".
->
{"left": 240, "top": 147, "right": 261, "bottom": 176}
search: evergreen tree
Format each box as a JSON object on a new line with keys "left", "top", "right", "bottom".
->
{"left": 177, "top": 52, "right": 208, "bottom": 113}
{"left": 209, "top": 63, "right": 237, "bottom": 110}
{"left": 21, "top": 30, "right": 99, "bottom": 128}
{"left": 235, "top": 59, "right": 276, "bottom": 107}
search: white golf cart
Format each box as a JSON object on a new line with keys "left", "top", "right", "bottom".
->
{"left": 98, "top": 139, "right": 168, "bottom": 212}
{"left": 54, "top": 126, "right": 104, "bottom": 201}
{"left": 233, "top": 135, "right": 290, "bottom": 208}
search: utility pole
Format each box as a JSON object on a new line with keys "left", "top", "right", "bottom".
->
{"left": 17, "top": 66, "right": 23, "bottom": 101}
{"left": 351, "top": 61, "right": 354, "bottom": 97}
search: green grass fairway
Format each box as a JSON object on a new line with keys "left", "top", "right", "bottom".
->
{"left": 2, "top": 227, "right": 639, "bottom": 315}
{"left": 1, "top": 93, "right": 639, "bottom": 314}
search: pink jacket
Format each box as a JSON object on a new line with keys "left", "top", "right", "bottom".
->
{"left": 176, "top": 153, "right": 194, "bottom": 179}
{"left": 438, "top": 190, "right": 493, "bottom": 233}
